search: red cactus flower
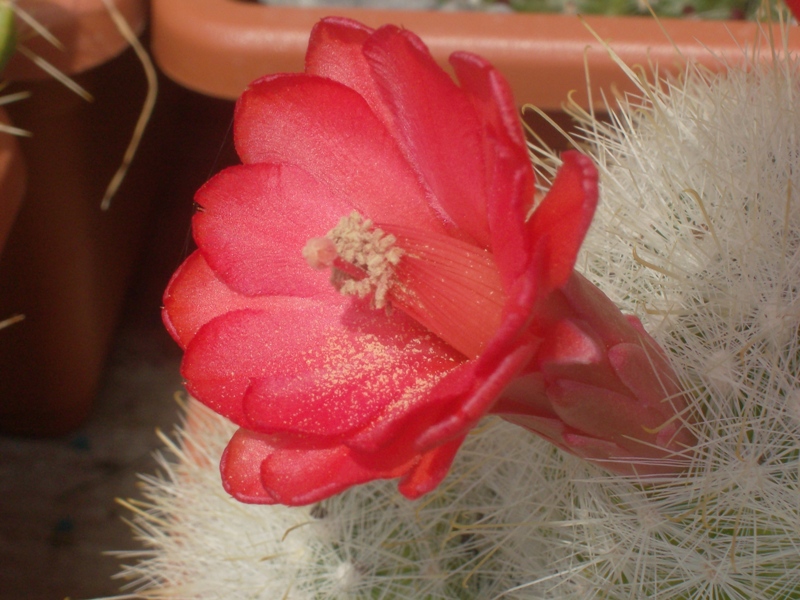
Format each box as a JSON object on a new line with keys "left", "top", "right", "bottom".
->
{"left": 163, "top": 17, "right": 695, "bottom": 506}
{"left": 788, "top": 0, "right": 800, "bottom": 21}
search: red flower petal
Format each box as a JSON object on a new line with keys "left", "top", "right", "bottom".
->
{"left": 449, "top": 52, "right": 528, "bottom": 153}
{"left": 181, "top": 302, "right": 343, "bottom": 426}
{"left": 306, "top": 16, "right": 373, "bottom": 77}
{"left": 183, "top": 303, "right": 461, "bottom": 439}
{"left": 242, "top": 310, "right": 462, "bottom": 439}
{"left": 412, "top": 340, "right": 538, "bottom": 452}
{"left": 450, "top": 51, "right": 534, "bottom": 288}
{"left": 305, "top": 17, "right": 396, "bottom": 130}
{"left": 218, "top": 428, "right": 278, "bottom": 504}
{"left": 397, "top": 435, "right": 465, "bottom": 500}
{"left": 233, "top": 74, "right": 444, "bottom": 234}
{"left": 363, "top": 26, "right": 491, "bottom": 246}
{"left": 220, "top": 427, "right": 414, "bottom": 506}
{"left": 162, "top": 250, "right": 274, "bottom": 350}
{"left": 193, "top": 162, "right": 348, "bottom": 298}
{"left": 786, "top": 0, "right": 800, "bottom": 20}
{"left": 527, "top": 151, "right": 598, "bottom": 293}
{"left": 345, "top": 339, "right": 535, "bottom": 463}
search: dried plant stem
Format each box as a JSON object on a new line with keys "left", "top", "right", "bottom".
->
{"left": 98, "top": 0, "right": 157, "bottom": 211}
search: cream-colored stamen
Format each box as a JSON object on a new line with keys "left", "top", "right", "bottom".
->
{"left": 302, "top": 212, "right": 404, "bottom": 309}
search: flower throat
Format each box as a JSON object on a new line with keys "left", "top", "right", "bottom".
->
{"left": 303, "top": 212, "right": 506, "bottom": 359}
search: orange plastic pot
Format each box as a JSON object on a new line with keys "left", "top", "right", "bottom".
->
{"left": 0, "top": 0, "right": 155, "bottom": 436}
{"left": 151, "top": 0, "right": 800, "bottom": 109}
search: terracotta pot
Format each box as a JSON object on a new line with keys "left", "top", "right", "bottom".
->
{"left": 0, "top": 0, "right": 160, "bottom": 436}
{"left": 3, "top": 0, "right": 147, "bottom": 80}
{"left": 151, "top": 0, "right": 800, "bottom": 109}
{"left": 148, "top": 1, "right": 800, "bottom": 203}
{"left": 0, "top": 109, "right": 26, "bottom": 258}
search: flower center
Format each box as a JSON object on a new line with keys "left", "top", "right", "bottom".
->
{"left": 303, "top": 212, "right": 404, "bottom": 309}
{"left": 303, "top": 212, "right": 506, "bottom": 359}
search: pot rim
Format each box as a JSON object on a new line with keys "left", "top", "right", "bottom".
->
{"left": 152, "top": 0, "right": 800, "bottom": 109}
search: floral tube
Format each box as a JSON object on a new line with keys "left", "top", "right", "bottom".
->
{"left": 162, "top": 17, "right": 695, "bottom": 506}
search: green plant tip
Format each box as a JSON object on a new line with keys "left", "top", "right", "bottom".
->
{"left": 0, "top": 4, "right": 16, "bottom": 76}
